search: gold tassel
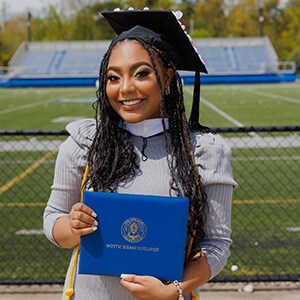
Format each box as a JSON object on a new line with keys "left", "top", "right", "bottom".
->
{"left": 65, "top": 165, "right": 89, "bottom": 300}
{"left": 191, "top": 290, "right": 200, "bottom": 300}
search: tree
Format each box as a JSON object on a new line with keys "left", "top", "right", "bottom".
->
{"left": 33, "top": 5, "right": 68, "bottom": 40}
{"left": 275, "top": 0, "right": 300, "bottom": 67}
{"left": 125, "top": 0, "right": 175, "bottom": 10}
{"left": 226, "top": 0, "right": 259, "bottom": 37}
{"left": 193, "top": 0, "right": 227, "bottom": 37}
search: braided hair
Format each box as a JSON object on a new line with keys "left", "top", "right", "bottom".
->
{"left": 87, "top": 38, "right": 207, "bottom": 257}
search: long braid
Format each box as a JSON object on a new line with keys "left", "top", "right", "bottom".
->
{"left": 167, "top": 70, "right": 206, "bottom": 253}
{"left": 134, "top": 40, "right": 207, "bottom": 256}
{"left": 87, "top": 45, "right": 138, "bottom": 192}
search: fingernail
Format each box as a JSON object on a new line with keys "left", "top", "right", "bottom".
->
{"left": 94, "top": 220, "right": 98, "bottom": 226}
{"left": 92, "top": 212, "right": 97, "bottom": 218}
{"left": 92, "top": 226, "right": 97, "bottom": 231}
{"left": 120, "top": 274, "right": 130, "bottom": 279}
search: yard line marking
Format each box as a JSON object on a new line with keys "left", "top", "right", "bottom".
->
{"left": 15, "top": 229, "right": 44, "bottom": 235}
{"left": 245, "top": 88, "right": 300, "bottom": 104}
{"left": 232, "top": 155, "right": 300, "bottom": 161}
{"left": 0, "top": 202, "right": 45, "bottom": 207}
{"left": 0, "top": 99, "right": 54, "bottom": 115}
{"left": 286, "top": 227, "right": 300, "bottom": 232}
{"left": 0, "top": 160, "right": 55, "bottom": 164}
{"left": 0, "top": 92, "right": 86, "bottom": 115}
{"left": 233, "top": 199, "right": 300, "bottom": 204}
{"left": 185, "top": 87, "right": 245, "bottom": 127}
{"left": 0, "top": 151, "right": 56, "bottom": 195}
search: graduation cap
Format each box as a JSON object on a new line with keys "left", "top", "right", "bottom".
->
{"left": 102, "top": 9, "right": 208, "bottom": 130}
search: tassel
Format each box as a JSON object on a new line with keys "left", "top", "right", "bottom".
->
{"left": 65, "top": 165, "right": 89, "bottom": 300}
{"left": 191, "top": 290, "right": 200, "bottom": 300}
{"left": 65, "top": 288, "right": 74, "bottom": 300}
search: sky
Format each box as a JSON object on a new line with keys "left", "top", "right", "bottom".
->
{"left": 0, "top": 0, "right": 290, "bottom": 19}
{"left": 0, "top": 0, "right": 60, "bottom": 17}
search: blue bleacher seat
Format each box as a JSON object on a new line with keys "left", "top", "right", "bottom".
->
{"left": 10, "top": 38, "right": 278, "bottom": 78}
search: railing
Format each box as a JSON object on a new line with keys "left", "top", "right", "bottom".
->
{"left": 0, "top": 126, "right": 299, "bottom": 284}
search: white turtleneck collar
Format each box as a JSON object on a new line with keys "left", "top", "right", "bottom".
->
{"left": 122, "top": 118, "right": 169, "bottom": 138}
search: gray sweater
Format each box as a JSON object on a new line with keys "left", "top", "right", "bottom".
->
{"left": 43, "top": 119, "right": 237, "bottom": 300}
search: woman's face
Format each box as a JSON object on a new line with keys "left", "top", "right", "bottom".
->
{"left": 106, "top": 40, "right": 173, "bottom": 123}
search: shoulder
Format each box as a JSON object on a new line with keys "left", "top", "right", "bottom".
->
{"left": 190, "top": 130, "right": 237, "bottom": 187}
{"left": 191, "top": 130, "right": 232, "bottom": 158}
{"left": 65, "top": 118, "right": 96, "bottom": 149}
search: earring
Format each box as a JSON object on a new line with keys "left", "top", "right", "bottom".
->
{"left": 165, "top": 86, "right": 170, "bottom": 95}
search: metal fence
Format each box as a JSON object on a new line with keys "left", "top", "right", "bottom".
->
{"left": 0, "top": 126, "right": 299, "bottom": 284}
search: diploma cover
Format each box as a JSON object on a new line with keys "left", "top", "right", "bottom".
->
{"left": 79, "top": 191, "right": 189, "bottom": 281}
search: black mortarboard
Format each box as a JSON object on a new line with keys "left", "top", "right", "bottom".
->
{"left": 102, "top": 9, "right": 208, "bottom": 129}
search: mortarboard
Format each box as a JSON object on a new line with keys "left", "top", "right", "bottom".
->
{"left": 102, "top": 9, "right": 208, "bottom": 130}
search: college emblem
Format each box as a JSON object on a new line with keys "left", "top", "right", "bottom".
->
{"left": 121, "top": 218, "right": 147, "bottom": 243}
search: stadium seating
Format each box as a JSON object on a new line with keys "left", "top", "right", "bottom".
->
{"left": 194, "top": 37, "right": 278, "bottom": 74}
{"left": 8, "top": 41, "right": 109, "bottom": 78}
{"left": 1, "top": 37, "right": 295, "bottom": 86}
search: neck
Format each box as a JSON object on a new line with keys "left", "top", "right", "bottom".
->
{"left": 121, "top": 118, "right": 169, "bottom": 138}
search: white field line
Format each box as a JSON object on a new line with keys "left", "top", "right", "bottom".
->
{"left": 185, "top": 87, "right": 245, "bottom": 127}
{"left": 232, "top": 156, "right": 300, "bottom": 161}
{"left": 245, "top": 88, "right": 300, "bottom": 104}
{"left": 0, "top": 92, "right": 85, "bottom": 115}
{"left": 0, "top": 159, "right": 55, "bottom": 164}
{"left": 15, "top": 229, "right": 44, "bottom": 235}
{"left": 0, "top": 98, "right": 54, "bottom": 115}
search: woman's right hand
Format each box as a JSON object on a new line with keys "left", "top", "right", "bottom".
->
{"left": 68, "top": 202, "right": 98, "bottom": 238}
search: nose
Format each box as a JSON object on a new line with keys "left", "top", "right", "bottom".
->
{"left": 120, "top": 77, "right": 136, "bottom": 94}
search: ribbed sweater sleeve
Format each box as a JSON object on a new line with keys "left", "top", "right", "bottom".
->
{"left": 192, "top": 131, "right": 237, "bottom": 279}
{"left": 43, "top": 119, "right": 94, "bottom": 245}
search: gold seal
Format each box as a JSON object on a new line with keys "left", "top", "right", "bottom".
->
{"left": 121, "top": 217, "right": 147, "bottom": 243}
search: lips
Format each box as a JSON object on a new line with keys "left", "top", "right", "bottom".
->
{"left": 121, "top": 99, "right": 143, "bottom": 106}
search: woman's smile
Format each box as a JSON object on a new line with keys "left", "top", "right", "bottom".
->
{"left": 121, "top": 99, "right": 144, "bottom": 106}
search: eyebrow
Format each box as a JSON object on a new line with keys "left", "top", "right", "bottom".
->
{"left": 107, "top": 61, "right": 153, "bottom": 72}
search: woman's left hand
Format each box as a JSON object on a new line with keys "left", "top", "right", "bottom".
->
{"left": 120, "top": 274, "right": 177, "bottom": 300}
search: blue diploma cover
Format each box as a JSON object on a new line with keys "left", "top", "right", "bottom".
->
{"left": 79, "top": 191, "right": 189, "bottom": 281}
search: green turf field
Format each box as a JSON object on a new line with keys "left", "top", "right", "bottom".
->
{"left": 0, "top": 83, "right": 299, "bottom": 281}
{"left": 0, "top": 82, "right": 299, "bottom": 130}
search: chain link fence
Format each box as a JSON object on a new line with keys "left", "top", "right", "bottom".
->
{"left": 0, "top": 126, "right": 299, "bottom": 284}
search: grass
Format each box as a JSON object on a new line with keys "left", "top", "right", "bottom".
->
{"left": 0, "top": 82, "right": 299, "bottom": 281}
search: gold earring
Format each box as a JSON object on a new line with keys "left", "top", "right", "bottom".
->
{"left": 165, "top": 86, "right": 170, "bottom": 95}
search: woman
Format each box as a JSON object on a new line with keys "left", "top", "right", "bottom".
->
{"left": 43, "top": 9, "right": 237, "bottom": 300}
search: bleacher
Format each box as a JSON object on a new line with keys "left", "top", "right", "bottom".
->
{"left": 8, "top": 41, "right": 110, "bottom": 78}
{"left": 0, "top": 37, "right": 296, "bottom": 87}
{"left": 194, "top": 37, "right": 278, "bottom": 74}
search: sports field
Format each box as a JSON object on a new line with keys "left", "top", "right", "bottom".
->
{"left": 0, "top": 82, "right": 299, "bottom": 130}
{"left": 0, "top": 82, "right": 299, "bottom": 281}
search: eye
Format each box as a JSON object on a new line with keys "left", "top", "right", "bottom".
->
{"left": 107, "top": 75, "right": 119, "bottom": 82}
{"left": 135, "top": 69, "right": 150, "bottom": 78}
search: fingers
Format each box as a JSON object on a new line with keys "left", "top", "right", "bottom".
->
{"left": 120, "top": 274, "right": 137, "bottom": 282}
{"left": 68, "top": 203, "right": 98, "bottom": 237}
{"left": 120, "top": 274, "right": 143, "bottom": 295}
{"left": 120, "top": 275, "right": 167, "bottom": 299}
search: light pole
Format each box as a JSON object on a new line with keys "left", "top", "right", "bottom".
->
{"left": 258, "top": 0, "right": 264, "bottom": 36}
{"left": 26, "top": 12, "right": 32, "bottom": 42}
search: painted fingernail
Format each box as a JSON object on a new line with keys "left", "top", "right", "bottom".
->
{"left": 92, "top": 212, "right": 97, "bottom": 218}
{"left": 92, "top": 226, "right": 97, "bottom": 231}
{"left": 94, "top": 220, "right": 98, "bottom": 226}
{"left": 120, "top": 274, "right": 130, "bottom": 279}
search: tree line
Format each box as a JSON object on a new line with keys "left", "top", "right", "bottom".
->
{"left": 0, "top": 0, "right": 299, "bottom": 70}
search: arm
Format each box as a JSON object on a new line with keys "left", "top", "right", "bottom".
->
{"left": 52, "top": 203, "right": 98, "bottom": 248}
{"left": 119, "top": 255, "right": 210, "bottom": 300}
{"left": 43, "top": 132, "right": 97, "bottom": 248}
